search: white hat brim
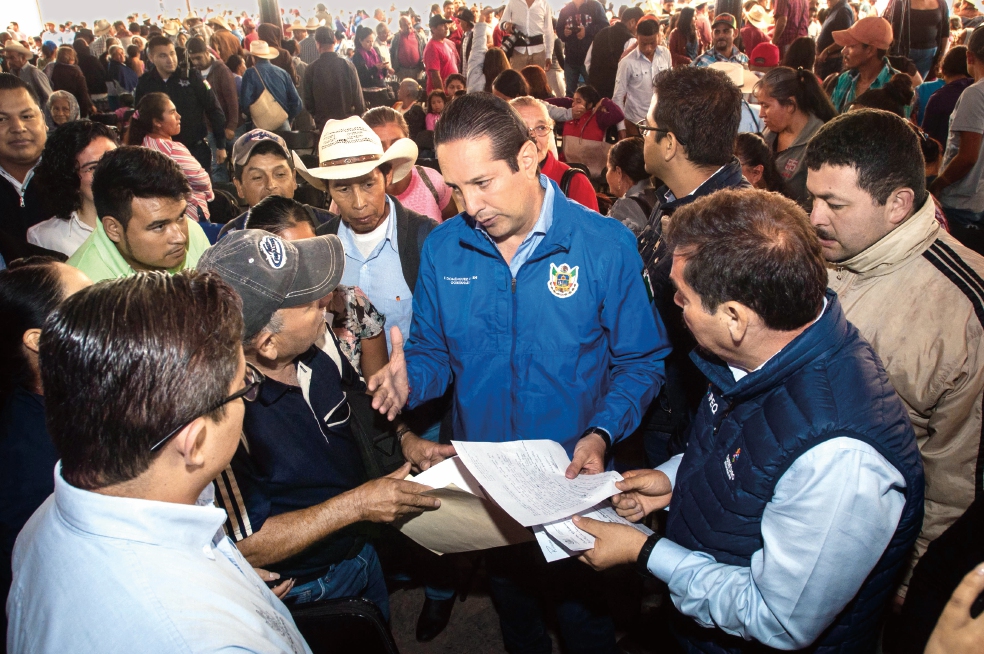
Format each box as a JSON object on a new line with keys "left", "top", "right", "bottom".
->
{"left": 292, "top": 138, "right": 418, "bottom": 191}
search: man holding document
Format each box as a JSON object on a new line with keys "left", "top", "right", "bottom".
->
{"left": 366, "top": 92, "right": 670, "bottom": 653}
{"left": 572, "top": 189, "right": 925, "bottom": 653}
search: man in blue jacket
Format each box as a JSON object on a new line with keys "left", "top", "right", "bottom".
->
{"left": 575, "top": 189, "right": 924, "bottom": 653}
{"left": 368, "top": 93, "right": 670, "bottom": 653}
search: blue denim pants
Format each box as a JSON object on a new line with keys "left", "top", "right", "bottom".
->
{"left": 564, "top": 64, "right": 589, "bottom": 98}
{"left": 284, "top": 543, "right": 390, "bottom": 621}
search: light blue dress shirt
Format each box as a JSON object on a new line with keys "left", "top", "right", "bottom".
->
{"left": 476, "top": 174, "right": 554, "bottom": 278}
{"left": 646, "top": 409, "right": 906, "bottom": 649}
{"left": 338, "top": 197, "right": 413, "bottom": 353}
{"left": 7, "top": 465, "right": 311, "bottom": 654}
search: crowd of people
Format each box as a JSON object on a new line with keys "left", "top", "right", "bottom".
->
{"left": 2, "top": 0, "right": 984, "bottom": 652}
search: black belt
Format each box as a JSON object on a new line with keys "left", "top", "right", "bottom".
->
{"left": 525, "top": 34, "right": 544, "bottom": 46}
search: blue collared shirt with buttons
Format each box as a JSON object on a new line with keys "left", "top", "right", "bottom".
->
{"left": 338, "top": 197, "right": 414, "bottom": 352}
{"left": 477, "top": 174, "right": 555, "bottom": 277}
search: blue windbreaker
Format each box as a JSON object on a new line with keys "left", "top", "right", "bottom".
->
{"left": 405, "top": 178, "right": 671, "bottom": 456}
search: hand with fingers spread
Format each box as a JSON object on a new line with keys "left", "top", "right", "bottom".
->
{"left": 610, "top": 469, "right": 673, "bottom": 522}
{"left": 564, "top": 431, "right": 607, "bottom": 478}
{"left": 350, "top": 462, "right": 441, "bottom": 523}
{"left": 367, "top": 326, "right": 409, "bottom": 421}
{"left": 925, "top": 563, "right": 984, "bottom": 654}
{"left": 401, "top": 430, "right": 457, "bottom": 472}
{"left": 573, "top": 515, "right": 649, "bottom": 572}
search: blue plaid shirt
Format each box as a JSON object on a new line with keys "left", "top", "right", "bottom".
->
{"left": 693, "top": 46, "right": 749, "bottom": 68}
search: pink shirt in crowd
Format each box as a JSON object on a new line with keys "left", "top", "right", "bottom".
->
{"left": 423, "top": 38, "right": 458, "bottom": 93}
{"left": 395, "top": 166, "right": 453, "bottom": 223}
{"left": 141, "top": 136, "right": 215, "bottom": 221}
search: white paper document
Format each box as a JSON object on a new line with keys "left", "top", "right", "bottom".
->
{"left": 452, "top": 439, "right": 624, "bottom": 527}
{"left": 541, "top": 502, "right": 654, "bottom": 554}
{"left": 411, "top": 456, "right": 483, "bottom": 496}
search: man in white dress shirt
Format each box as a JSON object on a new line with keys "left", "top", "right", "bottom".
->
{"left": 612, "top": 19, "right": 671, "bottom": 134}
{"left": 500, "top": 0, "right": 554, "bottom": 71}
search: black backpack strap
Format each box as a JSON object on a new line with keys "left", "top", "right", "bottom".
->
{"left": 560, "top": 167, "right": 588, "bottom": 197}
{"left": 629, "top": 195, "right": 652, "bottom": 217}
{"left": 415, "top": 165, "right": 441, "bottom": 207}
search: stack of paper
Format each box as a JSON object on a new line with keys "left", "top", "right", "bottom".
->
{"left": 396, "top": 440, "right": 652, "bottom": 560}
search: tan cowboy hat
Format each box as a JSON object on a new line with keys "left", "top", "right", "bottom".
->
{"left": 94, "top": 19, "right": 112, "bottom": 36}
{"left": 162, "top": 19, "right": 181, "bottom": 36}
{"left": 249, "top": 40, "right": 280, "bottom": 59}
{"left": 306, "top": 17, "right": 324, "bottom": 30}
{"left": 288, "top": 18, "right": 307, "bottom": 32}
{"left": 709, "top": 61, "right": 759, "bottom": 94}
{"left": 745, "top": 4, "right": 774, "bottom": 30}
{"left": 207, "top": 15, "right": 231, "bottom": 31}
{"left": 293, "top": 116, "right": 418, "bottom": 190}
{"left": 184, "top": 11, "right": 201, "bottom": 25}
{"left": 4, "top": 41, "right": 30, "bottom": 55}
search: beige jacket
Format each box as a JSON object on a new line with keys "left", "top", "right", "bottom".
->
{"left": 829, "top": 197, "right": 984, "bottom": 592}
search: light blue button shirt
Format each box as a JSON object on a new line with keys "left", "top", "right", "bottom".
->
{"left": 7, "top": 465, "right": 311, "bottom": 654}
{"left": 647, "top": 434, "right": 906, "bottom": 649}
{"left": 477, "top": 175, "right": 554, "bottom": 278}
{"left": 338, "top": 197, "right": 413, "bottom": 353}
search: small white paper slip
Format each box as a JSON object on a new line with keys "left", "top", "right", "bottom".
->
{"left": 411, "top": 456, "right": 483, "bottom": 496}
{"left": 452, "top": 439, "right": 624, "bottom": 526}
{"left": 542, "top": 501, "right": 655, "bottom": 553}
{"left": 533, "top": 526, "right": 576, "bottom": 562}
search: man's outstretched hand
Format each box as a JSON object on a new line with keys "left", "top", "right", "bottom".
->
{"left": 565, "top": 432, "right": 607, "bottom": 478}
{"left": 367, "top": 326, "right": 409, "bottom": 421}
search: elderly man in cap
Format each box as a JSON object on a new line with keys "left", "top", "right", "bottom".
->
{"left": 3, "top": 41, "right": 51, "bottom": 106}
{"left": 201, "top": 229, "right": 440, "bottom": 619}
{"left": 828, "top": 16, "right": 899, "bottom": 113}
{"left": 693, "top": 13, "right": 749, "bottom": 67}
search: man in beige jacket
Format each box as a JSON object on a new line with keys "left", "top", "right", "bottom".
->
{"left": 805, "top": 109, "right": 984, "bottom": 599}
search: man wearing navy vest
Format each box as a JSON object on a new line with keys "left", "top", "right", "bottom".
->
{"left": 575, "top": 188, "right": 924, "bottom": 653}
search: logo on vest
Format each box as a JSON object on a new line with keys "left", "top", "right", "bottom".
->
{"left": 259, "top": 235, "right": 287, "bottom": 269}
{"left": 724, "top": 447, "right": 741, "bottom": 481}
{"left": 707, "top": 392, "right": 719, "bottom": 414}
{"left": 548, "top": 263, "right": 579, "bottom": 298}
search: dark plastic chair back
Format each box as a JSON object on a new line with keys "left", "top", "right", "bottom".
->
{"left": 274, "top": 130, "right": 319, "bottom": 153}
{"left": 289, "top": 597, "right": 400, "bottom": 654}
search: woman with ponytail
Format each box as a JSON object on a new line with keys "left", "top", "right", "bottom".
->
{"left": 754, "top": 66, "right": 837, "bottom": 207}
{"left": 125, "top": 92, "right": 214, "bottom": 221}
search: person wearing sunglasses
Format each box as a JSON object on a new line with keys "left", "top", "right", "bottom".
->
{"left": 7, "top": 270, "right": 312, "bottom": 654}
{"left": 198, "top": 229, "right": 442, "bottom": 621}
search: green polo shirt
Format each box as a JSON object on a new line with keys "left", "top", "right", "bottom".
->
{"left": 67, "top": 217, "right": 210, "bottom": 283}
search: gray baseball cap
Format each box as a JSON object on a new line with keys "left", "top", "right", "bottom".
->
{"left": 198, "top": 229, "right": 344, "bottom": 339}
{"left": 231, "top": 129, "right": 292, "bottom": 168}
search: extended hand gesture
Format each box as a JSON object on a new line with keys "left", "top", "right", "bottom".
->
{"left": 367, "top": 326, "right": 409, "bottom": 421}
{"left": 352, "top": 462, "right": 441, "bottom": 523}
{"left": 610, "top": 469, "right": 673, "bottom": 522}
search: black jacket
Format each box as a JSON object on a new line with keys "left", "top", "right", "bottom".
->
{"left": 316, "top": 196, "right": 437, "bottom": 293}
{"left": 135, "top": 67, "right": 227, "bottom": 150}
{"left": 587, "top": 22, "right": 633, "bottom": 99}
{"left": 302, "top": 51, "right": 365, "bottom": 130}
{"left": 0, "top": 170, "right": 49, "bottom": 246}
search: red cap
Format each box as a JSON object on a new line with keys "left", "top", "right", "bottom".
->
{"left": 750, "top": 42, "right": 780, "bottom": 68}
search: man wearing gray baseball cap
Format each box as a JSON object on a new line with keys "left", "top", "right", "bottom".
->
{"left": 198, "top": 229, "right": 439, "bottom": 618}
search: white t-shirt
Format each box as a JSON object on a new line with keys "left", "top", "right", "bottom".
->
{"left": 350, "top": 215, "right": 389, "bottom": 258}
{"left": 941, "top": 78, "right": 984, "bottom": 212}
{"left": 26, "top": 212, "right": 94, "bottom": 257}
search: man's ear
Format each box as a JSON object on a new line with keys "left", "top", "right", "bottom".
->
{"left": 885, "top": 186, "right": 916, "bottom": 227}
{"left": 252, "top": 330, "right": 279, "bottom": 362}
{"left": 518, "top": 139, "right": 540, "bottom": 179}
{"left": 720, "top": 301, "right": 751, "bottom": 347}
{"left": 102, "top": 216, "right": 124, "bottom": 244}
{"left": 233, "top": 177, "right": 245, "bottom": 200}
{"left": 22, "top": 328, "right": 42, "bottom": 354}
{"left": 170, "top": 416, "right": 208, "bottom": 468}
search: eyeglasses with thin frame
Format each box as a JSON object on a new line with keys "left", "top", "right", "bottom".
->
{"left": 149, "top": 362, "right": 265, "bottom": 452}
{"left": 529, "top": 124, "right": 553, "bottom": 137}
{"left": 635, "top": 120, "right": 671, "bottom": 138}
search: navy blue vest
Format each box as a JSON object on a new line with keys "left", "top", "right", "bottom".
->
{"left": 665, "top": 292, "right": 924, "bottom": 653}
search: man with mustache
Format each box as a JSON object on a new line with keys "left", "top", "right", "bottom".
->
{"left": 693, "top": 13, "right": 749, "bottom": 67}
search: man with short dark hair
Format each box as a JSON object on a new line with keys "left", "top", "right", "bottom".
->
{"left": 424, "top": 14, "right": 459, "bottom": 93}
{"left": 635, "top": 65, "right": 748, "bottom": 466}
{"left": 587, "top": 6, "right": 644, "bottom": 99}
{"left": 3, "top": 41, "right": 52, "bottom": 106}
{"left": 200, "top": 230, "right": 441, "bottom": 619}
{"left": 186, "top": 36, "right": 238, "bottom": 183}
{"left": 613, "top": 19, "right": 671, "bottom": 129}
{"left": 368, "top": 92, "right": 670, "bottom": 654}
{"left": 693, "top": 13, "right": 749, "bottom": 67}
{"left": 828, "top": 16, "right": 900, "bottom": 113}
{"left": 303, "top": 26, "right": 365, "bottom": 129}
{"left": 135, "top": 35, "right": 228, "bottom": 171}
{"left": 391, "top": 15, "right": 426, "bottom": 82}
{"left": 0, "top": 74, "right": 47, "bottom": 250}
{"left": 930, "top": 25, "right": 984, "bottom": 236}
{"left": 67, "top": 146, "right": 210, "bottom": 282}
{"left": 806, "top": 108, "right": 984, "bottom": 599}
{"left": 7, "top": 270, "right": 312, "bottom": 654}
{"left": 557, "top": 0, "right": 608, "bottom": 96}
{"left": 575, "top": 187, "right": 924, "bottom": 653}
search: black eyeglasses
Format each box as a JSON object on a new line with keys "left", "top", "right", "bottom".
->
{"left": 149, "top": 363, "right": 265, "bottom": 452}
{"left": 635, "top": 120, "right": 671, "bottom": 138}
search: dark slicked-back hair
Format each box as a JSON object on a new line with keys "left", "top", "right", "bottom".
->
{"left": 0, "top": 72, "right": 39, "bottom": 108}
{"left": 40, "top": 270, "right": 244, "bottom": 490}
{"left": 92, "top": 146, "right": 191, "bottom": 228}
{"left": 434, "top": 92, "right": 532, "bottom": 173}
{"left": 665, "top": 188, "right": 827, "bottom": 331}
{"left": 805, "top": 109, "right": 926, "bottom": 206}
{"left": 652, "top": 67, "right": 741, "bottom": 167}
{"left": 245, "top": 195, "right": 316, "bottom": 235}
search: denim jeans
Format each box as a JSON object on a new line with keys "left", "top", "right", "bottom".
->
{"left": 909, "top": 46, "right": 937, "bottom": 80}
{"left": 207, "top": 131, "right": 230, "bottom": 184}
{"left": 284, "top": 543, "right": 390, "bottom": 621}
{"left": 564, "top": 63, "right": 589, "bottom": 98}
{"left": 486, "top": 543, "right": 617, "bottom": 654}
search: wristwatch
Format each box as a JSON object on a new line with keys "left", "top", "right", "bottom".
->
{"left": 636, "top": 532, "right": 662, "bottom": 577}
{"left": 580, "top": 426, "right": 612, "bottom": 450}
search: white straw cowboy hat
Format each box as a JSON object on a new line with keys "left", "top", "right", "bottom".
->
{"left": 207, "top": 15, "right": 232, "bottom": 31}
{"left": 249, "top": 40, "right": 280, "bottom": 59}
{"left": 293, "top": 116, "right": 418, "bottom": 190}
{"left": 709, "top": 61, "right": 759, "bottom": 94}
{"left": 94, "top": 19, "right": 112, "bottom": 36}
{"left": 162, "top": 20, "right": 182, "bottom": 36}
{"left": 306, "top": 17, "right": 324, "bottom": 30}
{"left": 745, "top": 4, "right": 774, "bottom": 31}
{"left": 288, "top": 18, "right": 307, "bottom": 32}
